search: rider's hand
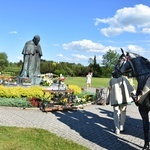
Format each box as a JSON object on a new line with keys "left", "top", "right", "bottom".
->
{"left": 131, "top": 93, "right": 139, "bottom": 106}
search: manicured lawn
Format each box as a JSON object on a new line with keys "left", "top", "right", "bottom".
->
{"left": 65, "top": 77, "right": 137, "bottom": 89}
{"left": 65, "top": 77, "right": 110, "bottom": 88}
{"left": 0, "top": 76, "right": 137, "bottom": 150}
{"left": 0, "top": 126, "right": 89, "bottom": 150}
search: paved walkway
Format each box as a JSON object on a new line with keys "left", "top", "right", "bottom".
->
{"left": 0, "top": 102, "right": 149, "bottom": 150}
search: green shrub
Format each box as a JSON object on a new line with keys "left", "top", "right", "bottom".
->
{"left": 0, "top": 97, "right": 31, "bottom": 108}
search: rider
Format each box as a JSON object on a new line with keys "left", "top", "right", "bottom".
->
{"left": 106, "top": 72, "right": 135, "bottom": 134}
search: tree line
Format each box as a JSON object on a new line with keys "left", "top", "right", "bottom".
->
{"left": 0, "top": 49, "right": 120, "bottom": 78}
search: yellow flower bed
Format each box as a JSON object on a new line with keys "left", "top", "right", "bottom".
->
{"left": 0, "top": 85, "right": 50, "bottom": 100}
{"left": 0, "top": 84, "right": 82, "bottom": 100}
{"left": 68, "top": 84, "right": 82, "bottom": 95}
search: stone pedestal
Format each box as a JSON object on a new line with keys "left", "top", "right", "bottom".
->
{"left": 18, "top": 76, "right": 41, "bottom": 85}
{"left": 18, "top": 77, "right": 32, "bottom": 86}
{"left": 32, "top": 76, "right": 41, "bottom": 85}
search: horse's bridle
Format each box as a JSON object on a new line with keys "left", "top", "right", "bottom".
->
{"left": 115, "top": 56, "right": 134, "bottom": 76}
{"left": 116, "top": 55, "right": 150, "bottom": 77}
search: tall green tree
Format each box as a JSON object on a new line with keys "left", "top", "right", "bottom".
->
{"left": 102, "top": 49, "right": 120, "bottom": 77}
{"left": 88, "top": 55, "right": 102, "bottom": 77}
{"left": 0, "top": 52, "right": 9, "bottom": 72}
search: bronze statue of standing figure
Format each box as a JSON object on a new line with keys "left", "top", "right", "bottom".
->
{"left": 19, "top": 35, "right": 43, "bottom": 85}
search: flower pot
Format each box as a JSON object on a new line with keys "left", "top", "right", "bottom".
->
{"left": 27, "top": 98, "right": 42, "bottom": 107}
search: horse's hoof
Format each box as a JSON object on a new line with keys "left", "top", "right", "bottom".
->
{"left": 142, "top": 144, "right": 149, "bottom": 150}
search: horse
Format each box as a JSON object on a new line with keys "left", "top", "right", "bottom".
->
{"left": 112, "top": 48, "right": 150, "bottom": 150}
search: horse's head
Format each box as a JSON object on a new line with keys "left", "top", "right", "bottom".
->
{"left": 112, "top": 48, "right": 135, "bottom": 78}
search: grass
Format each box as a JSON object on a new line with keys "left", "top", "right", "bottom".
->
{"left": 65, "top": 76, "right": 137, "bottom": 88}
{"left": 0, "top": 126, "right": 89, "bottom": 150}
{"left": 0, "top": 76, "right": 137, "bottom": 149}
{"left": 65, "top": 77, "right": 110, "bottom": 88}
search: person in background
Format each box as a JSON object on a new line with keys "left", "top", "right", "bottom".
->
{"left": 86, "top": 72, "right": 92, "bottom": 88}
{"left": 59, "top": 74, "right": 65, "bottom": 81}
{"left": 106, "top": 72, "right": 135, "bottom": 134}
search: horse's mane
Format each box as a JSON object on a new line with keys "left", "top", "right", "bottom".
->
{"left": 126, "top": 52, "right": 150, "bottom": 95}
{"left": 127, "top": 52, "right": 150, "bottom": 65}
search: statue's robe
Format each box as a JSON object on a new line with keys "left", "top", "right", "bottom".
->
{"left": 20, "top": 40, "right": 42, "bottom": 78}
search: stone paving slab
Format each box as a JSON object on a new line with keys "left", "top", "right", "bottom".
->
{"left": 0, "top": 104, "right": 149, "bottom": 150}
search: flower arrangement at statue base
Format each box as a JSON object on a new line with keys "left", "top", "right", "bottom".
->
{"left": 40, "top": 75, "right": 53, "bottom": 86}
{"left": 21, "top": 78, "right": 32, "bottom": 86}
{"left": 0, "top": 84, "right": 95, "bottom": 110}
{"left": 0, "top": 76, "right": 18, "bottom": 85}
{"left": 41, "top": 85, "right": 95, "bottom": 112}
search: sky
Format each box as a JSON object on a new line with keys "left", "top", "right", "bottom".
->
{"left": 0, "top": 0, "right": 150, "bottom": 66}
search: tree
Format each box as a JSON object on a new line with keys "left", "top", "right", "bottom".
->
{"left": 102, "top": 49, "right": 120, "bottom": 77}
{"left": 0, "top": 52, "right": 9, "bottom": 72}
{"left": 40, "top": 61, "right": 49, "bottom": 74}
{"left": 88, "top": 55, "right": 102, "bottom": 77}
{"left": 4, "top": 66, "right": 21, "bottom": 76}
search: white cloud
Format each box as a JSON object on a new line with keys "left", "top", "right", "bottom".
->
{"left": 71, "top": 54, "right": 104, "bottom": 65}
{"left": 142, "top": 28, "right": 150, "bottom": 33}
{"left": 57, "top": 53, "right": 63, "bottom": 57}
{"left": 102, "top": 25, "right": 136, "bottom": 37}
{"left": 9, "top": 31, "right": 18, "bottom": 34}
{"left": 56, "top": 53, "right": 72, "bottom": 62}
{"left": 72, "top": 54, "right": 88, "bottom": 60}
{"left": 121, "top": 45, "right": 148, "bottom": 58}
{"left": 62, "top": 39, "right": 115, "bottom": 53}
{"left": 17, "top": 56, "right": 22, "bottom": 61}
{"left": 62, "top": 40, "right": 149, "bottom": 65}
{"left": 126, "top": 45, "right": 144, "bottom": 53}
{"left": 94, "top": 4, "right": 150, "bottom": 36}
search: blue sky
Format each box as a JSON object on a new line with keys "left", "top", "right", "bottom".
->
{"left": 0, "top": 0, "right": 150, "bottom": 66}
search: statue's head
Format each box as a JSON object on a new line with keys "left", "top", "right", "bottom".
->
{"left": 33, "top": 35, "right": 40, "bottom": 45}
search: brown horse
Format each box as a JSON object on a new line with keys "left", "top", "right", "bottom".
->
{"left": 112, "top": 48, "right": 150, "bottom": 150}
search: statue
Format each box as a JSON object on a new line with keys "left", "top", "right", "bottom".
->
{"left": 19, "top": 35, "right": 43, "bottom": 85}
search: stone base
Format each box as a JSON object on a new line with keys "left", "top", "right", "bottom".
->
{"left": 18, "top": 76, "right": 41, "bottom": 85}
{"left": 32, "top": 76, "right": 41, "bottom": 85}
{"left": 22, "top": 83, "right": 32, "bottom": 86}
{"left": 18, "top": 77, "right": 31, "bottom": 86}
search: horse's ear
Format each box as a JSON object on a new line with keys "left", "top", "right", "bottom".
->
{"left": 126, "top": 52, "right": 129, "bottom": 56}
{"left": 120, "top": 48, "right": 126, "bottom": 56}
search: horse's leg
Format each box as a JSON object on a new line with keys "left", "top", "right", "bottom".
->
{"left": 139, "top": 105, "right": 149, "bottom": 149}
